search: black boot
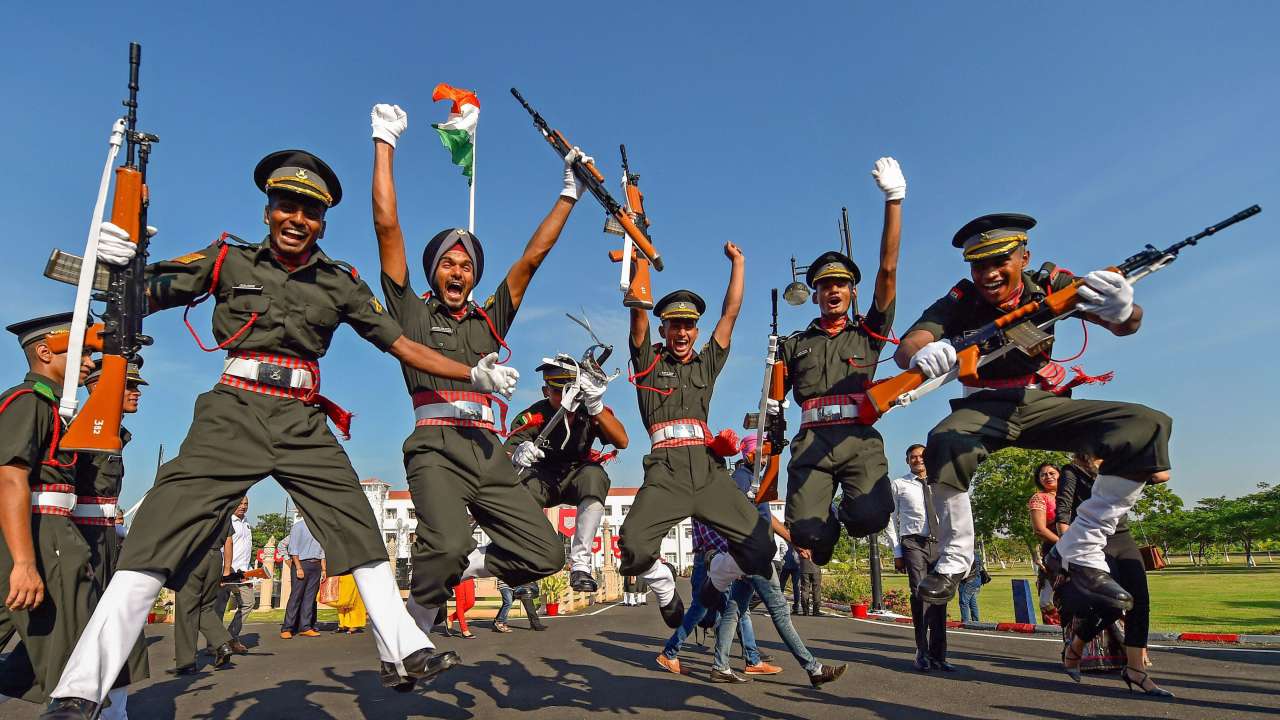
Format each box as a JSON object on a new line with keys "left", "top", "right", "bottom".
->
{"left": 39, "top": 697, "right": 100, "bottom": 720}
{"left": 379, "top": 648, "right": 461, "bottom": 693}
{"left": 569, "top": 570, "right": 598, "bottom": 593}
{"left": 918, "top": 571, "right": 966, "bottom": 605}
{"left": 659, "top": 592, "right": 686, "bottom": 629}
{"left": 212, "top": 642, "right": 235, "bottom": 669}
{"left": 1069, "top": 566, "right": 1134, "bottom": 611}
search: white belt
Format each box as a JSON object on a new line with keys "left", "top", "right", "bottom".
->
{"left": 414, "top": 401, "right": 495, "bottom": 424}
{"left": 223, "top": 357, "right": 315, "bottom": 390}
{"left": 962, "top": 382, "right": 1036, "bottom": 398}
{"left": 32, "top": 490, "right": 76, "bottom": 513}
{"left": 649, "top": 423, "right": 706, "bottom": 445}
{"left": 72, "top": 502, "right": 118, "bottom": 519}
{"left": 801, "top": 403, "right": 861, "bottom": 425}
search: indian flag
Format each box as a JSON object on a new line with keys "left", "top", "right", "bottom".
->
{"left": 431, "top": 83, "right": 479, "bottom": 183}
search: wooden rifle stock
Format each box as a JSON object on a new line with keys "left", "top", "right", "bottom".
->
{"left": 608, "top": 248, "right": 653, "bottom": 308}
{"left": 754, "top": 360, "right": 787, "bottom": 505}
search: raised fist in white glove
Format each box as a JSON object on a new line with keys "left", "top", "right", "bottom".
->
{"left": 872, "top": 157, "right": 906, "bottom": 202}
{"left": 563, "top": 372, "right": 607, "bottom": 416}
{"left": 371, "top": 104, "right": 408, "bottom": 148}
{"left": 511, "top": 440, "right": 545, "bottom": 469}
{"left": 1076, "top": 270, "right": 1133, "bottom": 323}
{"left": 96, "top": 221, "right": 137, "bottom": 266}
{"left": 910, "top": 339, "right": 956, "bottom": 379}
{"left": 470, "top": 352, "right": 519, "bottom": 398}
{"left": 561, "top": 146, "right": 594, "bottom": 200}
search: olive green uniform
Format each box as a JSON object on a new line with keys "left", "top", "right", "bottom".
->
{"left": 779, "top": 303, "right": 895, "bottom": 564}
{"left": 0, "top": 374, "right": 94, "bottom": 703}
{"left": 505, "top": 399, "right": 612, "bottom": 509}
{"left": 171, "top": 522, "right": 231, "bottom": 669}
{"left": 909, "top": 268, "right": 1172, "bottom": 490}
{"left": 380, "top": 274, "right": 562, "bottom": 607}
{"left": 71, "top": 429, "right": 149, "bottom": 686}
{"left": 618, "top": 335, "right": 774, "bottom": 578}
{"left": 121, "top": 237, "right": 398, "bottom": 584}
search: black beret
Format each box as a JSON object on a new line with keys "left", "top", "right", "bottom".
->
{"left": 805, "top": 251, "right": 861, "bottom": 287}
{"left": 254, "top": 149, "right": 342, "bottom": 207}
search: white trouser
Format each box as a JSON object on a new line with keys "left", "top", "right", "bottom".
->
{"left": 571, "top": 499, "right": 604, "bottom": 573}
{"left": 352, "top": 560, "right": 433, "bottom": 667}
{"left": 1056, "top": 475, "right": 1145, "bottom": 571}
{"left": 100, "top": 687, "right": 129, "bottom": 720}
{"left": 461, "top": 547, "right": 492, "bottom": 580}
{"left": 931, "top": 485, "right": 976, "bottom": 576}
{"left": 709, "top": 552, "right": 744, "bottom": 592}
{"left": 51, "top": 570, "right": 163, "bottom": 703}
{"left": 640, "top": 559, "right": 675, "bottom": 606}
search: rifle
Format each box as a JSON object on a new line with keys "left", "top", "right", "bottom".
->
{"left": 533, "top": 313, "right": 618, "bottom": 452}
{"left": 744, "top": 289, "right": 788, "bottom": 505}
{"left": 866, "top": 205, "right": 1262, "bottom": 418}
{"left": 509, "top": 89, "right": 665, "bottom": 278}
{"left": 62, "top": 42, "right": 159, "bottom": 452}
{"left": 603, "top": 145, "right": 656, "bottom": 309}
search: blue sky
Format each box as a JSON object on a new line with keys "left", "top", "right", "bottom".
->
{"left": 2, "top": 2, "right": 1276, "bottom": 522}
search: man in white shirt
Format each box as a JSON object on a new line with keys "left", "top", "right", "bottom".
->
{"left": 218, "top": 497, "right": 255, "bottom": 653}
{"left": 885, "top": 444, "right": 951, "bottom": 672}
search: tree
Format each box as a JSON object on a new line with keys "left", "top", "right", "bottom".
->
{"left": 253, "top": 512, "right": 291, "bottom": 554}
{"left": 1129, "top": 483, "right": 1186, "bottom": 558}
{"left": 971, "top": 448, "right": 1070, "bottom": 561}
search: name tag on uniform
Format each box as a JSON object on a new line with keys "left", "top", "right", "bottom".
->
{"left": 794, "top": 347, "right": 811, "bottom": 359}
{"left": 232, "top": 284, "right": 263, "bottom": 294}
{"left": 430, "top": 326, "right": 454, "bottom": 335}
{"left": 658, "top": 370, "right": 677, "bottom": 378}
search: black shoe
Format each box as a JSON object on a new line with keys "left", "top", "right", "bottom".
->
{"left": 914, "top": 651, "right": 931, "bottom": 672}
{"left": 1069, "top": 566, "right": 1134, "bottom": 611}
{"left": 710, "top": 668, "right": 751, "bottom": 684}
{"left": 698, "top": 578, "right": 725, "bottom": 614}
{"left": 39, "top": 697, "right": 100, "bottom": 720}
{"left": 758, "top": 652, "right": 774, "bottom": 663}
{"left": 379, "top": 648, "right": 461, "bottom": 692}
{"left": 530, "top": 623, "right": 549, "bottom": 631}
{"left": 930, "top": 658, "right": 957, "bottom": 672}
{"left": 213, "top": 642, "right": 235, "bottom": 669}
{"left": 167, "top": 664, "right": 198, "bottom": 676}
{"left": 809, "top": 663, "right": 847, "bottom": 688}
{"left": 659, "top": 593, "right": 686, "bottom": 629}
{"left": 1121, "top": 667, "right": 1175, "bottom": 697}
{"left": 918, "top": 572, "right": 966, "bottom": 605}
{"left": 569, "top": 570, "right": 598, "bottom": 593}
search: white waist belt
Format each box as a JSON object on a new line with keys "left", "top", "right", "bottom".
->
{"left": 650, "top": 423, "right": 706, "bottom": 445}
{"left": 801, "top": 403, "right": 861, "bottom": 425}
{"left": 962, "top": 382, "right": 1036, "bottom": 398}
{"left": 223, "top": 357, "right": 315, "bottom": 390}
{"left": 32, "top": 490, "right": 76, "bottom": 513}
{"left": 72, "top": 502, "right": 118, "bottom": 519}
{"left": 414, "top": 401, "right": 496, "bottom": 424}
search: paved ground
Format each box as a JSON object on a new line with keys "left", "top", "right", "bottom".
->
{"left": 7, "top": 585, "right": 1279, "bottom": 719}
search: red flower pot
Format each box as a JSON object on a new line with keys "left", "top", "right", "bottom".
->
{"left": 851, "top": 602, "right": 869, "bottom": 618}
{"left": 545, "top": 602, "right": 560, "bottom": 616}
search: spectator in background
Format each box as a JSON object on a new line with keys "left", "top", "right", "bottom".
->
{"left": 779, "top": 540, "right": 801, "bottom": 614}
{"left": 1056, "top": 452, "right": 1171, "bottom": 697}
{"left": 1029, "top": 463, "right": 1062, "bottom": 625}
{"left": 281, "top": 515, "right": 326, "bottom": 639}
{"left": 623, "top": 574, "right": 648, "bottom": 606}
{"left": 217, "top": 496, "right": 255, "bottom": 653}
{"left": 885, "top": 443, "right": 949, "bottom": 671}
{"left": 958, "top": 554, "right": 984, "bottom": 623}
{"left": 446, "top": 578, "right": 477, "bottom": 639}
{"left": 334, "top": 573, "right": 366, "bottom": 634}
{"left": 493, "top": 580, "right": 547, "bottom": 632}
{"left": 798, "top": 545, "right": 822, "bottom": 616}
{"left": 115, "top": 508, "right": 128, "bottom": 539}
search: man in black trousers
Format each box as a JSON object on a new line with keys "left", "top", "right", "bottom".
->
{"left": 885, "top": 444, "right": 952, "bottom": 671}
{"left": 281, "top": 516, "right": 326, "bottom": 639}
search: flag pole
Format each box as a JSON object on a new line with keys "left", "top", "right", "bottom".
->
{"left": 468, "top": 124, "right": 476, "bottom": 233}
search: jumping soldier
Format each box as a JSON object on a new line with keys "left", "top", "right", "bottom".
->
{"left": 0, "top": 314, "right": 95, "bottom": 708}
{"left": 618, "top": 243, "right": 776, "bottom": 629}
{"left": 368, "top": 103, "right": 568, "bottom": 632}
{"left": 894, "top": 213, "right": 1171, "bottom": 610}
{"left": 41, "top": 148, "right": 504, "bottom": 719}
{"left": 506, "top": 355, "right": 629, "bottom": 592}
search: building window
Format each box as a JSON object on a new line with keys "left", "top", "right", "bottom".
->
{"left": 663, "top": 553, "right": 676, "bottom": 565}
{"left": 384, "top": 533, "right": 395, "bottom": 544}
{"left": 384, "top": 509, "right": 397, "bottom": 521}
{"left": 621, "top": 505, "right": 630, "bottom": 516}
{"left": 666, "top": 528, "right": 677, "bottom": 539}
{"left": 684, "top": 526, "right": 692, "bottom": 539}
{"left": 407, "top": 508, "right": 416, "bottom": 520}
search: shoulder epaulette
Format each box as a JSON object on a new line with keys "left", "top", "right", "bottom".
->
{"left": 947, "top": 280, "right": 973, "bottom": 302}
{"left": 31, "top": 382, "right": 56, "bottom": 403}
{"left": 222, "top": 233, "right": 255, "bottom": 248}
{"left": 329, "top": 259, "right": 361, "bottom": 282}
{"left": 482, "top": 294, "right": 496, "bottom": 310}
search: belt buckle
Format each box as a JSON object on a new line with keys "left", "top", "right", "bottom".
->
{"left": 457, "top": 402, "right": 483, "bottom": 421}
{"left": 817, "top": 405, "right": 844, "bottom": 421}
{"left": 670, "top": 424, "right": 696, "bottom": 439}
{"left": 255, "top": 362, "right": 292, "bottom": 389}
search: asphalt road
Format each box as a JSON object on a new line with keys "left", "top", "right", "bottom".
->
{"left": 6, "top": 589, "right": 1278, "bottom": 719}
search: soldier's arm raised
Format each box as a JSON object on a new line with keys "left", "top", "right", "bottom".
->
{"left": 372, "top": 137, "right": 409, "bottom": 286}
{"left": 630, "top": 306, "right": 650, "bottom": 350}
{"left": 591, "top": 408, "right": 629, "bottom": 450}
{"left": 870, "top": 157, "right": 906, "bottom": 312}
{"left": 711, "top": 242, "right": 745, "bottom": 349}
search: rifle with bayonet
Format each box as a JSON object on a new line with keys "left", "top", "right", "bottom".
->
{"left": 61, "top": 42, "right": 159, "bottom": 452}
{"left": 866, "top": 205, "right": 1262, "bottom": 418}
{"left": 744, "top": 289, "right": 788, "bottom": 505}
{"left": 603, "top": 144, "right": 656, "bottom": 308}
{"left": 509, "top": 89, "right": 665, "bottom": 286}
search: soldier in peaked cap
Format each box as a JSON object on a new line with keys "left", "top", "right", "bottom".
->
{"left": 367, "top": 102, "right": 580, "bottom": 644}
{"left": 895, "top": 212, "right": 1172, "bottom": 619}
{"left": 506, "top": 355, "right": 629, "bottom": 593}
{"left": 42, "top": 150, "right": 518, "bottom": 719}
{"left": 772, "top": 157, "right": 907, "bottom": 580}
{"left": 0, "top": 314, "right": 95, "bottom": 708}
{"left": 617, "top": 242, "right": 778, "bottom": 631}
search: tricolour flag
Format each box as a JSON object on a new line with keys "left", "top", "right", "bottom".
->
{"left": 431, "top": 83, "right": 479, "bottom": 183}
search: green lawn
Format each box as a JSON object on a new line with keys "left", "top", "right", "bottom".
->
{"left": 874, "top": 559, "right": 1280, "bottom": 634}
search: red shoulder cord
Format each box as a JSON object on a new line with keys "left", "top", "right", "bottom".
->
{"left": 183, "top": 233, "right": 260, "bottom": 352}
{"left": 847, "top": 316, "right": 901, "bottom": 369}
{"left": 0, "top": 391, "right": 78, "bottom": 468}
{"left": 628, "top": 343, "right": 674, "bottom": 396}
{"left": 1044, "top": 317, "right": 1114, "bottom": 394}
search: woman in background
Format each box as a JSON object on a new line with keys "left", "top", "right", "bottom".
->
{"left": 334, "top": 573, "right": 366, "bottom": 634}
{"left": 1029, "top": 463, "right": 1062, "bottom": 625}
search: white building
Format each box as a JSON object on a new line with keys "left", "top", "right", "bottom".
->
{"left": 361, "top": 479, "right": 786, "bottom": 574}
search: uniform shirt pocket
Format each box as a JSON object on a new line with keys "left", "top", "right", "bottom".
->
{"left": 304, "top": 305, "right": 339, "bottom": 331}
{"left": 227, "top": 289, "right": 270, "bottom": 316}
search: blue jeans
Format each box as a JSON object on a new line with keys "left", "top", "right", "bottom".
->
{"left": 958, "top": 579, "right": 981, "bottom": 622}
{"left": 714, "top": 572, "right": 818, "bottom": 674}
{"left": 495, "top": 585, "right": 515, "bottom": 624}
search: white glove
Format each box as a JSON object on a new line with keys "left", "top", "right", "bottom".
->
{"left": 371, "top": 104, "right": 408, "bottom": 148}
{"left": 910, "top": 339, "right": 956, "bottom": 379}
{"left": 511, "top": 440, "right": 545, "bottom": 469}
{"left": 561, "top": 146, "right": 594, "bottom": 200}
{"left": 563, "top": 372, "right": 606, "bottom": 416}
{"left": 470, "top": 352, "right": 519, "bottom": 398}
{"left": 765, "top": 398, "right": 789, "bottom": 416}
{"left": 1076, "top": 270, "right": 1133, "bottom": 323}
{"left": 871, "top": 157, "right": 906, "bottom": 201}
{"left": 96, "top": 221, "right": 137, "bottom": 266}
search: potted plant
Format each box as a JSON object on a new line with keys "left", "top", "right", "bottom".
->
{"left": 824, "top": 571, "right": 871, "bottom": 616}
{"left": 149, "top": 597, "right": 173, "bottom": 624}
{"left": 539, "top": 572, "right": 568, "bottom": 616}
